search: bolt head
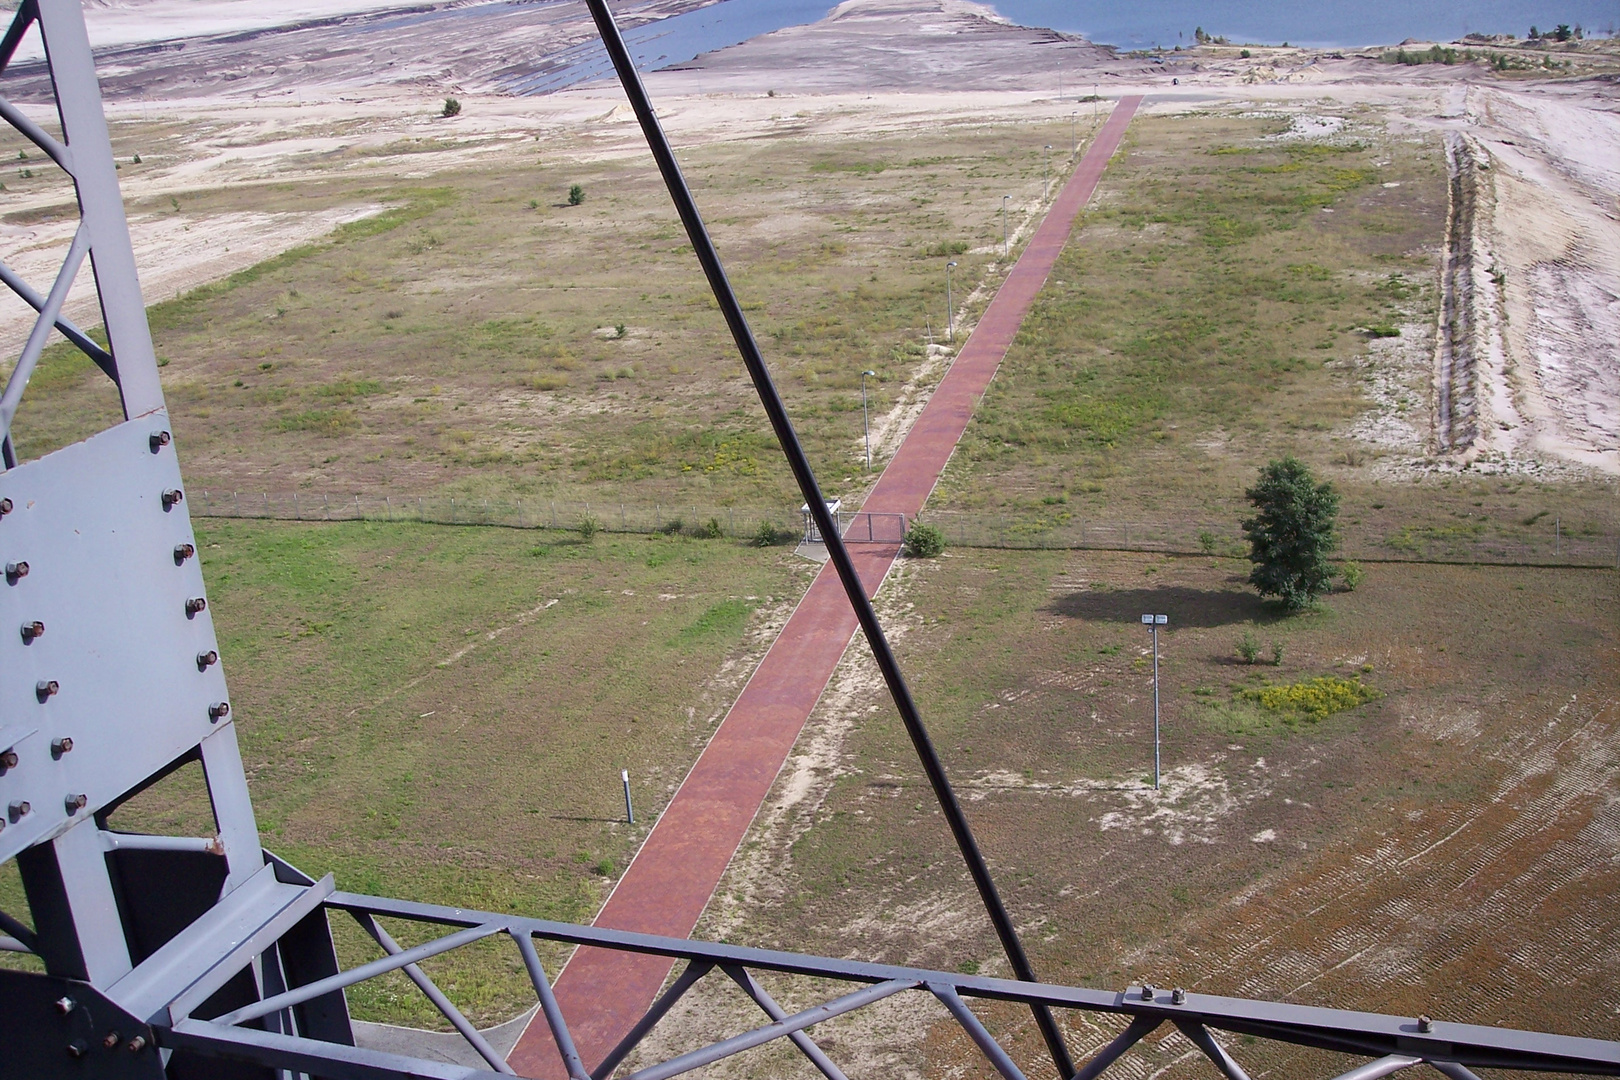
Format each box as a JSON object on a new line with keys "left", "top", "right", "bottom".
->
{"left": 1171, "top": 987, "right": 1187, "bottom": 1005}
{"left": 65, "top": 793, "right": 87, "bottom": 814}
{"left": 0, "top": 497, "right": 11, "bottom": 515}
{"left": 6, "top": 560, "right": 29, "bottom": 580}
{"left": 66, "top": 1039, "right": 89, "bottom": 1058}
{"left": 126, "top": 1035, "right": 147, "bottom": 1053}
{"left": 36, "top": 679, "right": 59, "bottom": 700}
{"left": 209, "top": 701, "right": 230, "bottom": 722}
{"left": 54, "top": 996, "right": 75, "bottom": 1015}
{"left": 148, "top": 430, "right": 171, "bottom": 451}
{"left": 174, "top": 543, "right": 196, "bottom": 562}
{"left": 103, "top": 1031, "right": 121, "bottom": 1049}
{"left": 9, "top": 800, "right": 30, "bottom": 822}
{"left": 185, "top": 597, "right": 207, "bottom": 616}
{"left": 0, "top": 749, "right": 16, "bottom": 769}
{"left": 21, "top": 619, "right": 44, "bottom": 642}
{"left": 51, "top": 737, "right": 72, "bottom": 757}
{"left": 1140, "top": 984, "right": 1155, "bottom": 1001}
{"left": 197, "top": 650, "right": 219, "bottom": 669}
{"left": 1418, "top": 1014, "right": 1434, "bottom": 1033}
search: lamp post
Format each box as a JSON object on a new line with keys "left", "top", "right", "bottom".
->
{"left": 1001, "top": 194, "right": 1010, "bottom": 257}
{"left": 1071, "top": 111, "right": 1078, "bottom": 155}
{"left": 861, "top": 369, "right": 875, "bottom": 471}
{"left": 1140, "top": 613, "right": 1167, "bottom": 789}
{"left": 1043, "top": 144, "right": 1053, "bottom": 202}
{"left": 945, "top": 260, "right": 957, "bottom": 341}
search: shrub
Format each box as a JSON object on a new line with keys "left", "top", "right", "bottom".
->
{"left": 753, "top": 521, "right": 784, "bottom": 547}
{"left": 1237, "top": 631, "right": 1261, "bottom": 664}
{"left": 1270, "top": 640, "right": 1285, "bottom": 666}
{"left": 568, "top": 184, "right": 585, "bottom": 206}
{"left": 1242, "top": 457, "right": 1340, "bottom": 611}
{"left": 132, "top": 154, "right": 141, "bottom": 164}
{"left": 698, "top": 517, "right": 723, "bottom": 539}
{"left": 578, "top": 514, "right": 601, "bottom": 540}
{"left": 1240, "top": 48, "right": 1251, "bottom": 58}
{"left": 903, "top": 522, "right": 946, "bottom": 558}
{"left": 1338, "top": 561, "right": 1364, "bottom": 591}
{"left": 659, "top": 517, "right": 683, "bottom": 536}
{"left": 1198, "top": 530, "right": 1217, "bottom": 555}
{"left": 1239, "top": 675, "right": 1379, "bottom": 721}
{"left": 441, "top": 97, "right": 461, "bottom": 118}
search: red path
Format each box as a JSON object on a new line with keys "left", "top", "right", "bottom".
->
{"left": 508, "top": 96, "right": 1142, "bottom": 1079}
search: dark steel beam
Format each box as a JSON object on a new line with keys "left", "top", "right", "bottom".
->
{"left": 576, "top": 1, "right": 1075, "bottom": 1075}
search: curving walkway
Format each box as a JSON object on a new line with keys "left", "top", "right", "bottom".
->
{"left": 508, "top": 95, "right": 1143, "bottom": 1080}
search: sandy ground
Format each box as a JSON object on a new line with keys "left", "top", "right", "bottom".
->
{"left": 0, "top": 204, "right": 382, "bottom": 363}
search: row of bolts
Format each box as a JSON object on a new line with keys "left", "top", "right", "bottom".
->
{"left": 0, "top": 436, "right": 230, "bottom": 833}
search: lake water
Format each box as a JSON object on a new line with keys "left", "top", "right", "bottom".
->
{"left": 524, "top": 0, "right": 1616, "bottom": 93}
{"left": 990, "top": 0, "right": 1618, "bottom": 50}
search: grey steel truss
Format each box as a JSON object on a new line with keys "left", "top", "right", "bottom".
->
{"left": 0, "top": 2, "right": 1615, "bottom": 1079}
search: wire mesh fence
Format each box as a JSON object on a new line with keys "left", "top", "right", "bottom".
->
{"left": 912, "top": 511, "right": 1620, "bottom": 567}
{"left": 188, "top": 491, "right": 1620, "bottom": 567}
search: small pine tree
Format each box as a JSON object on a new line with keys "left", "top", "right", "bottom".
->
{"left": 1241, "top": 457, "right": 1339, "bottom": 611}
{"left": 442, "top": 97, "right": 461, "bottom": 117}
{"left": 568, "top": 183, "right": 586, "bottom": 206}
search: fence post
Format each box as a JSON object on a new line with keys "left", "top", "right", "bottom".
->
{"left": 355, "top": 494, "right": 361, "bottom": 519}
{"left": 385, "top": 497, "right": 391, "bottom": 521}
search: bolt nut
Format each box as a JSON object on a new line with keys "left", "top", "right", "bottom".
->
{"left": 173, "top": 542, "right": 196, "bottom": 563}
{"left": 103, "top": 1031, "right": 121, "bottom": 1049}
{"left": 148, "top": 430, "right": 171, "bottom": 451}
{"left": 208, "top": 701, "right": 230, "bottom": 722}
{"left": 126, "top": 1035, "right": 147, "bottom": 1053}
{"left": 66, "top": 1039, "right": 89, "bottom": 1058}
{"left": 20, "top": 619, "right": 43, "bottom": 642}
{"left": 54, "top": 996, "right": 74, "bottom": 1015}
{"left": 9, "top": 800, "right": 30, "bottom": 822}
{"left": 185, "top": 597, "right": 207, "bottom": 616}
{"left": 161, "top": 488, "right": 183, "bottom": 510}
{"left": 64, "top": 793, "right": 87, "bottom": 815}
{"left": 1171, "top": 987, "right": 1186, "bottom": 1005}
{"left": 51, "top": 737, "right": 72, "bottom": 758}
{"left": 196, "top": 650, "right": 218, "bottom": 670}
{"left": 1140, "top": 984, "right": 1155, "bottom": 1001}
{"left": 1418, "top": 1015, "right": 1434, "bottom": 1033}
{"left": 0, "top": 749, "right": 16, "bottom": 769}
{"left": 0, "top": 497, "right": 11, "bottom": 515}
{"left": 6, "top": 560, "right": 28, "bottom": 581}
{"left": 36, "top": 679, "right": 59, "bottom": 701}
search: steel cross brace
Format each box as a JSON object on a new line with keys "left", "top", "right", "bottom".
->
{"left": 148, "top": 890, "right": 1620, "bottom": 1079}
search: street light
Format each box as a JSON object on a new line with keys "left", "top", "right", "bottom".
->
{"left": 1043, "top": 144, "right": 1053, "bottom": 202}
{"left": 1140, "top": 613, "right": 1167, "bottom": 790}
{"left": 860, "top": 369, "right": 876, "bottom": 471}
{"left": 1071, "top": 111, "right": 1078, "bottom": 155}
{"left": 1001, "top": 194, "right": 1010, "bottom": 257}
{"left": 945, "top": 260, "right": 957, "bottom": 341}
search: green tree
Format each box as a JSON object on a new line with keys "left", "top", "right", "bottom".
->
{"left": 441, "top": 97, "right": 461, "bottom": 117}
{"left": 1241, "top": 457, "right": 1339, "bottom": 610}
{"left": 567, "top": 184, "right": 585, "bottom": 206}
